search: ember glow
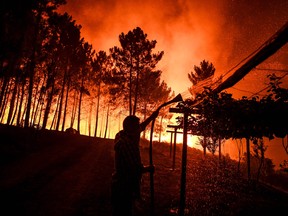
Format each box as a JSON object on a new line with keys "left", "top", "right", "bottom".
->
{"left": 59, "top": 0, "right": 288, "bottom": 95}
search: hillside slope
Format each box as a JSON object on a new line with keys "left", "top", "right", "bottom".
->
{"left": 0, "top": 124, "right": 287, "bottom": 216}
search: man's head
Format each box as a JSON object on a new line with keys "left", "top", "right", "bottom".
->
{"left": 123, "top": 115, "right": 140, "bottom": 134}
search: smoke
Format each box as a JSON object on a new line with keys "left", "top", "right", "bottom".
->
{"left": 59, "top": 0, "right": 288, "bottom": 95}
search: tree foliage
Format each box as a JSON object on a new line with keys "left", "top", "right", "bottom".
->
{"left": 109, "top": 27, "right": 166, "bottom": 115}
{"left": 188, "top": 60, "right": 215, "bottom": 86}
{"left": 0, "top": 7, "right": 173, "bottom": 138}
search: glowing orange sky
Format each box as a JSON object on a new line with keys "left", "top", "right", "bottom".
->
{"left": 59, "top": 0, "right": 288, "bottom": 97}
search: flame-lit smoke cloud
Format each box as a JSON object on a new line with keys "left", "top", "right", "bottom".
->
{"left": 59, "top": 0, "right": 288, "bottom": 95}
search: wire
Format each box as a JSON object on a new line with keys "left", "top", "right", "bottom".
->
{"left": 230, "top": 87, "right": 264, "bottom": 96}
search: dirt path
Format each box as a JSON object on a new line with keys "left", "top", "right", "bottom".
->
{"left": 0, "top": 135, "right": 114, "bottom": 216}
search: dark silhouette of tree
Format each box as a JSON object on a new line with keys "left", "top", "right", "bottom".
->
{"left": 109, "top": 27, "right": 164, "bottom": 115}
{"left": 75, "top": 41, "right": 94, "bottom": 133}
{"left": 184, "top": 72, "right": 288, "bottom": 180}
{"left": 24, "top": 1, "right": 66, "bottom": 128}
{"left": 188, "top": 60, "right": 215, "bottom": 86}
{"left": 91, "top": 50, "right": 111, "bottom": 137}
{"left": 137, "top": 68, "right": 172, "bottom": 138}
{"left": 0, "top": 0, "right": 36, "bottom": 115}
{"left": 0, "top": 0, "right": 67, "bottom": 128}
{"left": 48, "top": 12, "right": 82, "bottom": 131}
{"left": 41, "top": 11, "right": 76, "bottom": 129}
{"left": 1, "top": 7, "right": 175, "bottom": 139}
{"left": 187, "top": 60, "right": 216, "bottom": 155}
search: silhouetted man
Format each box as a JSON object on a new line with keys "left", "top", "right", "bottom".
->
{"left": 111, "top": 110, "right": 159, "bottom": 216}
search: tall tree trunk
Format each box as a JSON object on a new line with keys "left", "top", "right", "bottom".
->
{"left": 30, "top": 77, "right": 41, "bottom": 126}
{"left": 42, "top": 84, "right": 54, "bottom": 129}
{"left": 77, "top": 79, "right": 84, "bottom": 133}
{"left": 70, "top": 90, "right": 77, "bottom": 128}
{"left": 88, "top": 100, "right": 93, "bottom": 136}
{"left": 56, "top": 68, "right": 67, "bottom": 131}
{"left": 104, "top": 104, "right": 109, "bottom": 138}
{"left": 16, "top": 80, "right": 26, "bottom": 126}
{"left": 36, "top": 95, "right": 45, "bottom": 128}
{"left": 32, "top": 89, "right": 43, "bottom": 127}
{"left": 11, "top": 81, "right": 21, "bottom": 125}
{"left": 31, "top": 77, "right": 45, "bottom": 126}
{"left": 7, "top": 78, "right": 18, "bottom": 125}
{"left": 24, "top": 52, "right": 36, "bottom": 127}
{"left": 94, "top": 83, "right": 101, "bottom": 137}
{"left": 19, "top": 98, "right": 28, "bottom": 127}
{"left": 99, "top": 113, "right": 104, "bottom": 138}
{"left": 50, "top": 95, "right": 60, "bottom": 130}
{"left": 0, "top": 72, "right": 10, "bottom": 110}
{"left": 62, "top": 77, "right": 70, "bottom": 131}
{"left": 0, "top": 80, "right": 12, "bottom": 122}
{"left": 24, "top": 11, "right": 41, "bottom": 128}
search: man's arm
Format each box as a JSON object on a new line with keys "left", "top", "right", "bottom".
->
{"left": 140, "top": 109, "right": 160, "bottom": 131}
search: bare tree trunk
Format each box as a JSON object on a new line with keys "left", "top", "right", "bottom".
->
{"left": 99, "top": 113, "right": 104, "bottom": 138}
{"left": 94, "top": 83, "right": 101, "bottom": 137}
{"left": 31, "top": 77, "right": 45, "bottom": 127}
{"left": 104, "top": 105, "right": 109, "bottom": 138}
{"left": 70, "top": 90, "right": 77, "bottom": 128}
{"left": 25, "top": 67, "right": 34, "bottom": 127}
{"left": 77, "top": 79, "right": 84, "bottom": 133}
{"left": 62, "top": 78, "right": 70, "bottom": 131}
{"left": 56, "top": 68, "right": 67, "bottom": 131}
{"left": 30, "top": 76, "right": 41, "bottom": 126}
{"left": 36, "top": 94, "right": 45, "bottom": 128}
{"left": 24, "top": 11, "right": 41, "bottom": 128}
{"left": 11, "top": 81, "right": 21, "bottom": 125}
{"left": 42, "top": 82, "right": 55, "bottom": 129}
{"left": 32, "top": 91, "right": 43, "bottom": 127}
{"left": 16, "top": 80, "right": 26, "bottom": 126}
{"left": 88, "top": 100, "right": 93, "bottom": 136}
{"left": 0, "top": 76, "right": 10, "bottom": 111}
{"left": 50, "top": 95, "right": 60, "bottom": 130}
{"left": 0, "top": 80, "right": 12, "bottom": 122}
{"left": 20, "top": 98, "right": 28, "bottom": 127}
{"left": 7, "top": 78, "right": 18, "bottom": 125}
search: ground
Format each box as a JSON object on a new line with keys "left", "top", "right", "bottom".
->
{"left": 0, "top": 124, "right": 287, "bottom": 216}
